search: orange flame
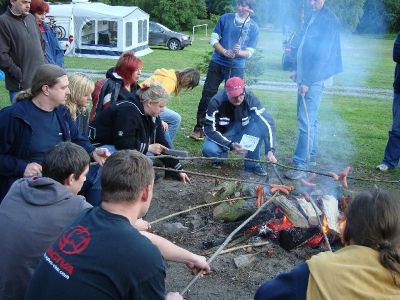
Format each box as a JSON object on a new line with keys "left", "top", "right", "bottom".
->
{"left": 322, "top": 215, "right": 329, "bottom": 234}
{"left": 267, "top": 215, "right": 294, "bottom": 232}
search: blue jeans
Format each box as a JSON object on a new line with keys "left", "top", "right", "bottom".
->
{"left": 382, "top": 92, "right": 400, "bottom": 169}
{"left": 202, "top": 120, "right": 266, "bottom": 169}
{"left": 194, "top": 61, "right": 244, "bottom": 130}
{"left": 293, "top": 82, "right": 324, "bottom": 168}
{"left": 160, "top": 108, "right": 181, "bottom": 148}
{"left": 9, "top": 91, "right": 18, "bottom": 104}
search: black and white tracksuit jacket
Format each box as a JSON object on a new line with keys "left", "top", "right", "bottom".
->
{"left": 203, "top": 90, "right": 276, "bottom": 152}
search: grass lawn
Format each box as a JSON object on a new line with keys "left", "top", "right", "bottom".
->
{"left": 1, "top": 30, "right": 399, "bottom": 183}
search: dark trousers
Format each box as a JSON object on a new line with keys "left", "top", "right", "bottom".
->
{"left": 194, "top": 60, "right": 244, "bottom": 130}
{"left": 80, "top": 164, "right": 102, "bottom": 206}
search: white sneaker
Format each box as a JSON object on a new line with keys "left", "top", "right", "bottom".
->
{"left": 376, "top": 163, "right": 389, "bottom": 172}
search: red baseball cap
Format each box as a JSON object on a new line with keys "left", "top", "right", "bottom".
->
{"left": 225, "top": 77, "right": 245, "bottom": 98}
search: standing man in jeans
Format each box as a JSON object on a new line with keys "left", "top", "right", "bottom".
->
{"left": 190, "top": 0, "right": 259, "bottom": 141}
{"left": 0, "top": 0, "right": 45, "bottom": 103}
{"left": 285, "top": 0, "right": 342, "bottom": 180}
{"left": 377, "top": 32, "right": 400, "bottom": 172}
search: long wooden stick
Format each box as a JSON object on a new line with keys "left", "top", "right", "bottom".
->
{"left": 150, "top": 196, "right": 255, "bottom": 225}
{"left": 309, "top": 200, "right": 332, "bottom": 252}
{"left": 218, "top": 241, "right": 269, "bottom": 255}
{"left": 180, "top": 192, "right": 278, "bottom": 296}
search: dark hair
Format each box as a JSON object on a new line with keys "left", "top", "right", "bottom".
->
{"left": 114, "top": 52, "right": 143, "bottom": 86}
{"left": 175, "top": 68, "right": 200, "bottom": 95}
{"left": 16, "top": 64, "right": 67, "bottom": 101}
{"left": 237, "top": 0, "right": 255, "bottom": 10}
{"left": 101, "top": 150, "right": 154, "bottom": 203}
{"left": 29, "top": 0, "right": 49, "bottom": 15}
{"left": 42, "top": 142, "right": 90, "bottom": 184}
{"left": 343, "top": 189, "right": 400, "bottom": 282}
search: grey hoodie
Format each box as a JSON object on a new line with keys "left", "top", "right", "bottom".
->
{"left": 0, "top": 177, "right": 92, "bottom": 300}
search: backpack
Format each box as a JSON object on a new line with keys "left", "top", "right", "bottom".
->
{"left": 89, "top": 79, "right": 121, "bottom": 123}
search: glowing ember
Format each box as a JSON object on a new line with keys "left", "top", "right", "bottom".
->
{"left": 244, "top": 225, "right": 259, "bottom": 234}
{"left": 306, "top": 233, "right": 323, "bottom": 247}
{"left": 267, "top": 215, "right": 294, "bottom": 232}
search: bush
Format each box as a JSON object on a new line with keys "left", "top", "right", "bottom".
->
{"left": 196, "top": 48, "right": 267, "bottom": 85}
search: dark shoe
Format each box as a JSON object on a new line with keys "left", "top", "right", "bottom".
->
{"left": 244, "top": 164, "right": 268, "bottom": 176}
{"left": 211, "top": 161, "right": 223, "bottom": 169}
{"left": 284, "top": 169, "right": 307, "bottom": 180}
{"left": 190, "top": 128, "right": 204, "bottom": 141}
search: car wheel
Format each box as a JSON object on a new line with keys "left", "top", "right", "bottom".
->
{"left": 167, "top": 39, "right": 181, "bottom": 51}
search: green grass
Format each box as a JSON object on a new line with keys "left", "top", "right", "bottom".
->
{"left": 1, "top": 30, "right": 399, "bottom": 184}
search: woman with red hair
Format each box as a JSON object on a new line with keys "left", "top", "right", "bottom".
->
{"left": 29, "top": 0, "right": 64, "bottom": 67}
{"left": 94, "top": 51, "right": 143, "bottom": 111}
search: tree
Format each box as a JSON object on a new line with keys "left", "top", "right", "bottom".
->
{"left": 325, "top": 0, "right": 366, "bottom": 32}
{"left": 151, "top": 0, "right": 207, "bottom": 30}
{"left": 206, "top": 0, "right": 234, "bottom": 16}
{"left": 357, "top": 0, "right": 388, "bottom": 33}
{"left": 384, "top": 0, "right": 400, "bottom": 32}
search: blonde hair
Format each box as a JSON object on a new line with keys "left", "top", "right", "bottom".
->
{"left": 136, "top": 83, "right": 170, "bottom": 104}
{"left": 66, "top": 73, "right": 95, "bottom": 119}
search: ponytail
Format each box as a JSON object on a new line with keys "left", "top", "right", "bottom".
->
{"left": 15, "top": 89, "right": 33, "bottom": 102}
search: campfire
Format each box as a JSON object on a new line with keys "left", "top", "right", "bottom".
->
{"left": 208, "top": 167, "right": 352, "bottom": 253}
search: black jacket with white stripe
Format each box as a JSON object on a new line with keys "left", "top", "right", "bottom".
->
{"left": 203, "top": 90, "right": 276, "bottom": 152}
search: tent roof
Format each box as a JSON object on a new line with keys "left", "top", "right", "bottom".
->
{"left": 49, "top": 3, "right": 149, "bottom": 19}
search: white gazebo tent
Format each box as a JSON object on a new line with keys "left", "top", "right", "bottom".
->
{"left": 49, "top": 0, "right": 152, "bottom": 58}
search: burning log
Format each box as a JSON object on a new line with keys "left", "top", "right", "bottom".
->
{"left": 319, "top": 195, "right": 340, "bottom": 234}
{"left": 278, "top": 227, "right": 320, "bottom": 251}
{"left": 204, "top": 181, "right": 241, "bottom": 203}
{"left": 270, "top": 195, "right": 309, "bottom": 228}
{"left": 295, "top": 196, "right": 322, "bottom": 227}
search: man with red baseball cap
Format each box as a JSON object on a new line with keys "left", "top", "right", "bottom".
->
{"left": 202, "top": 77, "right": 277, "bottom": 176}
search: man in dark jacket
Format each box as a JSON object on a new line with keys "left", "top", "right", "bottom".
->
{"left": 0, "top": 0, "right": 45, "bottom": 103}
{"left": 285, "top": 0, "right": 342, "bottom": 179}
{"left": 202, "top": 77, "right": 277, "bottom": 176}
{"left": 377, "top": 32, "right": 400, "bottom": 171}
{"left": 0, "top": 142, "right": 92, "bottom": 300}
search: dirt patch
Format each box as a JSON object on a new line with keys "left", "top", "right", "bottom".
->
{"left": 146, "top": 161, "right": 336, "bottom": 299}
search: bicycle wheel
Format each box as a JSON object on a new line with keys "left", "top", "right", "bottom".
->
{"left": 55, "top": 26, "right": 66, "bottom": 39}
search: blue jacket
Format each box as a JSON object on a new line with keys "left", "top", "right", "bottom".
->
{"left": 297, "top": 5, "right": 342, "bottom": 85}
{"left": 42, "top": 22, "right": 64, "bottom": 68}
{"left": 254, "top": 263, "right": 309, "bottom": 300}
{"left": 0, "top": 100, "right": 96, "bottom": 201}
{"left": 393, "top": 32, "right": 400, "bottom": 94}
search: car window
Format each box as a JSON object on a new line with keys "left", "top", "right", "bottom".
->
{"left": 157, "top": 23, "right": 171, "bottom": 32}
{"left": 150, "top": 22, "right": 160, "bottom": 32}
